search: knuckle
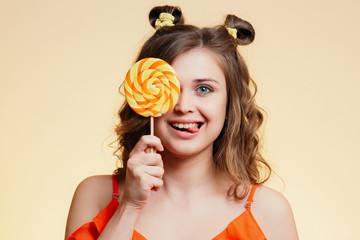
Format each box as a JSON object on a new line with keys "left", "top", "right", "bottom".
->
{"left": 158, "top": 167, "right": 165, "bottom": 176}
{"left": 141, "top": 135, "right": 159, "bottom": 144}
{"left": 132, "top": 166, "right": 143, "bottom": 178}
{"left": 140, "top": 135, "right": 151, "bottom": 143}
{"left": 149, "top": 153, "right": 160, "bottom": 162}
{"left": 139, "top": 135, "right": 146, "bottom": 142}
{"left": 138, "top": 175, "right": 148, "bottom": 187}
{"left": 156, "top": 179, "right": 164, "bottom": 187}
{"left": 129, "top": 149, "right": 139, "bottom": 158}
{"left": 127, "top": 158, "right": 137, "bottom": 169}
{"left": 145, "top": 153, "right": 155, "bottom": 162}
{"left": 155, "top": 154, "right": 163, "bottom": 166}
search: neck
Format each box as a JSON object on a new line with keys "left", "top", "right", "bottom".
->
{"left": 160, "top": 148, "right": 228, "bottom": 199}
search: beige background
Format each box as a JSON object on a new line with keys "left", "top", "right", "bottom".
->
{"left": 1, "top": 0, "right": 359, "bottom": 239}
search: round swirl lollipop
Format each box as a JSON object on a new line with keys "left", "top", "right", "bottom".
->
{"left": 124, "top": 58, "right": 180, "bottom": 117}
{"left": 124, "top": 58, "right": 180, "bottom": 140}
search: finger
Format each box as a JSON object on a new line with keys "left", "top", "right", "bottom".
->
{"left": 142, "top": 165, "right": 164, "bottom": 178}
{"left": 139, "top": 153, "right": 163, "bottom": 167}
{"left": 139, "top": 174, "right": 163, "bottom": 190}
{"left": 148, "top": 177, "right": 163, "bottom": 192}
{"left": 130, "top": 135, "right": 164, "bottom": 157}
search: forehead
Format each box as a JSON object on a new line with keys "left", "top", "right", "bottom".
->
{"left": 171, "top": 48, "right": 226, "bottom": 86}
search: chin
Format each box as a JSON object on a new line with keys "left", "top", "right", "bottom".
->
{"left": 162, "top": 142, "right": 212, "bottom": 159}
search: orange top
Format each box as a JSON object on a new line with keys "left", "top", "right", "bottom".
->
{"left": 67, "top": 175, "right": 266, "bottom": 240}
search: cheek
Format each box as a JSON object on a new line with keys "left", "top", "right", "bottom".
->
{"left": 153, "top": 116, "right": 166, "bottom": 135}
{"left": 205, "top": 96, "right": 227, "bottom": 124}
{"left": 153, "top": 114, "right": 176, "bottom": 142}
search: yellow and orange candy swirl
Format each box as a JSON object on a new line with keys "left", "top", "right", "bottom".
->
{"left": 124, "top": 58, "right": 180, "bottom": 117}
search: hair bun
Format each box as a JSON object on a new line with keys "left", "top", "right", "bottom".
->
{"left": 225, "top": 15, "right": 255, "bottom": 45}
{"left": 149, "top": 5, "right": 184, "bottom": 29}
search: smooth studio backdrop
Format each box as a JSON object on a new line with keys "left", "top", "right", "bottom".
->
{"left": 1, "top": 0, "right": 359, "bottom": 239}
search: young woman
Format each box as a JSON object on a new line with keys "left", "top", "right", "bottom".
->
{"left": 65, "top": 5, "right": 298, "bottom": 240}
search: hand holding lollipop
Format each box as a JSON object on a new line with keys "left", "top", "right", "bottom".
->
{"left": 122, "top": 58, "right": 180, "bottom": 198}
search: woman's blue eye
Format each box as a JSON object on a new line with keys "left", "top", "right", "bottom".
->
{"left": 196, "top": 85, "right": 214, "bottom": 95}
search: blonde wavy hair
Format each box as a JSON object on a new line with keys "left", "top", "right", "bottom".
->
{"left": 113, "top": 5, "right": 271, "bottom": 199}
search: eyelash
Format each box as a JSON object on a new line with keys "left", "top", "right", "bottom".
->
{"left": 195, "top": 85, "right": 214, "bottom": 95}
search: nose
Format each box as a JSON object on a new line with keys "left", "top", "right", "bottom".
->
{"left": 173, "top": 90, "right": 195, "bottom": 114}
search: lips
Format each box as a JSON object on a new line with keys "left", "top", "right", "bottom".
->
{"left": 169, "top": 121, "right": 203, "bottom": 134}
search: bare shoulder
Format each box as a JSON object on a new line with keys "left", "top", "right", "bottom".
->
{"left": 252, "top": 186, "right": 292, "bottom": 216}
{"left": 251, "top": 185, "right": 299, "bottom": 240}
{"left": 64, "top": 175, "right": 115, "bottom": 239}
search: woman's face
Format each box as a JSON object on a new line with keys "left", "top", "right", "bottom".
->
{"left": 154, "top": 47, "right": 227, "bottom": 157}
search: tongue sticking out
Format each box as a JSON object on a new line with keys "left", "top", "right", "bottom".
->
{"left": 186, "top": 126, "right": 199, "bottom": 133}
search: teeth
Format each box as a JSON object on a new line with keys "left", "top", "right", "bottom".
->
{"left": 172, "top": 123, "right": 197, "bottom": 129}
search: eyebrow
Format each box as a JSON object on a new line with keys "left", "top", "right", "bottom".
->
{"left": 194, "top": 78, "right": 220, "bottom": 85}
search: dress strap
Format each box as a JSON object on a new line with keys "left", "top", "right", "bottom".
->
{"left": 112, "top": 175, "right": 120, "bottom": 200}
{"left": 245, "top": 184, "right": 259, "bottom": 209}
